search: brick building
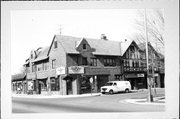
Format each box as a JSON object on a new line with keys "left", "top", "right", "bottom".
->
{"left": 23, "top": 35, "right": 124, "bottom": 95}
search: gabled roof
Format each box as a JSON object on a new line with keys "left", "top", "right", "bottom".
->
{"left": 32, "top": 46, "right": 49, "bottom": 63}
{"left": 120, "top": 39, "right": 133, "bottom": 55}
{"left": 54, "top": 35, "right": 122, "bottom": 56}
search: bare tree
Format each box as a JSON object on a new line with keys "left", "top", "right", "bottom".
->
{"left": 132, "top": 9, "right": 164, "bottom": 54}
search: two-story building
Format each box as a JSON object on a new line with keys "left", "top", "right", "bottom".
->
{"left": 138, "top": 42, "right": 164, "bottom": 88}
{"left": 121, "top": 40, "right": 147, "bottom": 90}
{"left": 24, "top": 35, "right": 124, "bottom": 95}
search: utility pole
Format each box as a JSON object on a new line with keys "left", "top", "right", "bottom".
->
{"left": 144, "top": 9, "right": 153, "bottom": 102}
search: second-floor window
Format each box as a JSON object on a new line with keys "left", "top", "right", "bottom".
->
{"left": 90, "top": 58, "right": 97, "bottom": 66}
{"left": 32, "top": 65, "right": 36, "bottom": 72}
{"left": 104, "top": 58, "right": 116, "bottom": 66}
{"left": 83, "top": 44, "right": 86, "bottom": 50}
{"left": 52, "top": 59, "right": 56, "bottom": 69}
{"left": 82, "top": 57, "right": 88, "bottom": 65}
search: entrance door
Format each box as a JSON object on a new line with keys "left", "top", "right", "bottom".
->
{"left": 66, "top": 79, "right": 73, "bottom": 95}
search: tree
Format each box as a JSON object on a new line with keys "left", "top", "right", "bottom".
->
{"left": 131, "top": 9, "right": 164, "bottom": 54}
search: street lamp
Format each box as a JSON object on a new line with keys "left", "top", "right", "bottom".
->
{"left": 144, "top": 9, "right": 153, "bottom": 102}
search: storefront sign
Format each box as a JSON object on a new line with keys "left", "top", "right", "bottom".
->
{"left": 56, "top": 67, "right": 66, "bottom": 75}
{"left": 137, "top": 74, "right": 144, "bottom": 77}
{"left": 154, "top": 73, "right": 158, "bottom": 77}
{"left": 68, "top": 66, "right": 84, "bottom": 74}
{"left": 27, "top": 81, "right": 33, "bottom": 90}
{"left": 89, "top": 77, "right": 93, "bottom": 83}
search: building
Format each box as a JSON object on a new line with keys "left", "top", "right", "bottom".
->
{"left": 24, "top": 35, "right": 124, "bottom": 95}
{"left": 121, "top": 40, "right": 147, "bottom": 90}
{"left": 12, "top": 35, "right": 165, "bottom": 95}
{"left": 11, "top": 73, "right": 27, "bottom": 94}
{"left": 138, "top": 42, "right": 165, "bottom": 88}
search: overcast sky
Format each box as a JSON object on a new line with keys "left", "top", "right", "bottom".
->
{"left": 11, "top": 9, "right": 142, "bottom": 75}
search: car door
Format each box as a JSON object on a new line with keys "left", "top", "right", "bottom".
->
{"left": 113, "top": 83, "right": 119, "bottom": 92}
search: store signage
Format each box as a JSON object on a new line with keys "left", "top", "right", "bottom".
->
{"left": 154, "top": 73, "right": 158, "bottom": 77}
{"left": 68, "top": 66, "right": 84, "bottom": 74}
{"left": 137, "top": 74, "right": 144, "bottom": 77}
{"left": 27, "top": 81, "right": 33, "bottom": 90}
{"left": 89, "top": 77, "right": 93, "bottom": 83}
{"left": 56, "top": 67, "right": 65, "bottom": 75}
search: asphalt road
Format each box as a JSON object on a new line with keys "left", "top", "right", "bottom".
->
{"left": 12, "top": 89, "right": 165, "bottom": 113}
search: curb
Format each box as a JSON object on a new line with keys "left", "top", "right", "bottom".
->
{"left": 12, "top": 93, "right": 101, "bottom": 99}
{"left": 123, "top": 97, "right": 165, "bottom": 105}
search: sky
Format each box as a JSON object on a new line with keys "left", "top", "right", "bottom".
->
{"left": 11, "top": 9, "right": 142, "bottom": 75}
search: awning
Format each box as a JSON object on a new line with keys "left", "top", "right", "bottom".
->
{"left": 12, "top": 73, "right": 26, "bottom": 81}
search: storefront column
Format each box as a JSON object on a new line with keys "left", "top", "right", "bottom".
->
{"left": 94, "top": 76, "right": 98, "bottom": 93}
{"left": 72, "top": 76, "right": 79, "bottom": 95}
{"left": 47, "top": 77, "right": 51, "bottom": 94}
{"left": 60, "top": 76, "right": 67, "bottom": 95}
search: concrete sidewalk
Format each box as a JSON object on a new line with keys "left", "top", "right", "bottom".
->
{"left": 124, "top": 96, "right": 165, "bottom": 105}
{"left": 12, "top": 93, "right": 101, "bottom": 99}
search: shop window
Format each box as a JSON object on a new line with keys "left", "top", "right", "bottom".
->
{"left": 50, "top": 78, "right": 59, "bottom": 91}
{"left": 115, "top": 75, "right": 121, "bottom": 80}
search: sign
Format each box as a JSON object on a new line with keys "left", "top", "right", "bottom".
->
{"left": 27, "top": 81, "right": 33, "bottom": 90}
{"left": 154, "top": 73, "right": 158, "bottom": 77}
{"left": 68, "top": 66, "right": 84, "bottom": 74}
{"left": 137, "top": 74, "right": 145, "bottom": 77}
{"left": 89, "top": 77, "right": 93, "bottom": 83}
{"left": 56, "top": 67, "right": 65, "bottom": 75}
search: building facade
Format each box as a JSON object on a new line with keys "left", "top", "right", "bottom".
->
{"left": 23, "top": 35, "right": 124, "bottom": 95}
{"left": 12, "top": 35, "right": 165, "bottom": 95}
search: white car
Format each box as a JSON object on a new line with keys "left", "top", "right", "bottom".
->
{"left": 101, "top": 81, "right": 131, "bottom": 94}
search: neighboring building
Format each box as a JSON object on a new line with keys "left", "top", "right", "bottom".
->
{"left": 138, "top": 42, "right": 165, "bottom": 88}
{"left": 121, "top": 40, "right": 147, "bottom": 90}
{"left": 11, "top": 73, "right": 26, "bottom": 94}
{"left": 24, "top": 35, "right": 124, "bottom": 95}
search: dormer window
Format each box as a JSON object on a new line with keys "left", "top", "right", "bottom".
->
{"left": 83, "top": 44, "right": 86, "bottom": 50}
{"left": 54, "top": 41, "right": 58, "bottom": 49}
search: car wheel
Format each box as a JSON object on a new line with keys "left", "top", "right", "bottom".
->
{"left": 109, "top": 90, "right": 113, "bottom": 95}
{"left": 125, "top": 89, "right": 129, "bottom": 93}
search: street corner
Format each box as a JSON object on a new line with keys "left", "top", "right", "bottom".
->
{"left": 122, "top": 96, "right": 165, "bottom": 105}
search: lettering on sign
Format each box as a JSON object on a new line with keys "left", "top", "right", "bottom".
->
{"left": 68, "top": 66, "right": 84, "bottom": 74}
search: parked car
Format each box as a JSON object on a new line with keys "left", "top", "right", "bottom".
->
{"left": 100, "top": 81, "right": 131, "bottom": 94}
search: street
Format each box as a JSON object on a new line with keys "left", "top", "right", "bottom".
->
{"left": 12, "top": 89, "right": 165, "bottom": 113}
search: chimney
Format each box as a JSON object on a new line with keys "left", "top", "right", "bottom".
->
{"left": 101, "top": 34, "right": 108, "bottom": 40}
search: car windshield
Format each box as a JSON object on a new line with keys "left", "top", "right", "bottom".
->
{"left": 105, "top": 82, "right": 113, "bottom": 86}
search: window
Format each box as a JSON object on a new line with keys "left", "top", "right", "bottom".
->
{"left": 32, "top": 65, "right": 36, "bottom": 72}
{"left": 54, "top": 41, "right": 58, "bottom": 49}
{"left": 90, "top": 58, "right": 97, "bottom": 66}
{"left": 104, "top": 58, "right": 116, "bottom": 66}
{"left": 50, "top": 77, "right": 59, "bottom": 91}
{"left": 52, "top": 59, "right": 56, "bottom": 69}
{"left": 82, "top": 57, "right": 88, "bottom": 65}
{"left": 83, "top": 44, "right": 86, "bottom": 49}
{"left": 44, "top": 62, "right": 49, "bottom": 70}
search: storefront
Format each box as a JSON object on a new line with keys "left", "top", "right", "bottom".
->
{"left": 124, "top": 73, "right": 147, "bottom": 90}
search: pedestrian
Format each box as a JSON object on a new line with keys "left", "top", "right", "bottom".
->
{"left": 17, "top": 87, "right": 21, "bottom": 94}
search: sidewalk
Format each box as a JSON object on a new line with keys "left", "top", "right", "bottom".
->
{"left": 124, "top": 96, "right": 165, "bottom": 105}
{"left": 12, "top": 93, "right": 101, "bottom": 99}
